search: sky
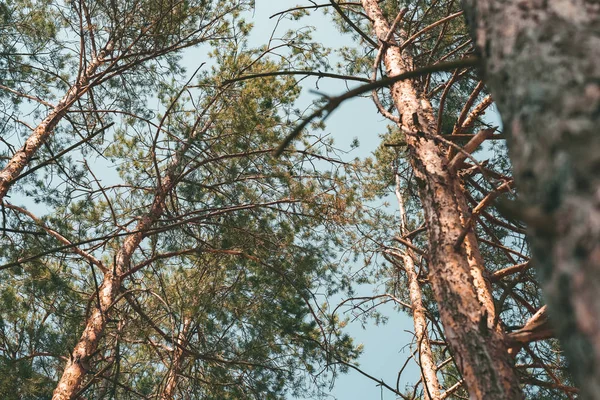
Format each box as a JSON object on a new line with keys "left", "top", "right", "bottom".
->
{"left": 3, "top": 2, "right": 430, "bottom": 398}
{"left": 246, "top": 2, "right": 421, "bottom": 399}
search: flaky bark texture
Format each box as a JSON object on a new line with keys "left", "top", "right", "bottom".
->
{"left": 461, "top": 1, "right": 600, "bottom": 395}
{"left": 361, "top": 1, "right": 523, "bottom": 398}
{"left": 0, "top": 45, "right": 111, "bottom": 202}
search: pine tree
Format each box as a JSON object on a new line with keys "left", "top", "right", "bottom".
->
{"left": 1, "top": 2, "right": 362, "bottom": 398}
{"left": 462, "top": 1, "right": 599, "bottom": 397}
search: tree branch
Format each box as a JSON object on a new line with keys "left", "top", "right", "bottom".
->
{"left": 275, "top": 56, "right": 480, "bottom": 156}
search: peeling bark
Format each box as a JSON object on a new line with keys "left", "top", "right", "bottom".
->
{"left": 361, "top": 1, "right": 522, "bottom": 398}
{"left": 461, "top": 0, "right": 600, "bottom": 395}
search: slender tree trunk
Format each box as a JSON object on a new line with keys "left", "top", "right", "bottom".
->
{"left": 398, "top": 251, "right": 442, "bottom": 399}
{"left": 461, "top": 1, "right": 600, "bottom": 396}
{"left": 161, "top": 317, "right": 192, "bottom": 400}
{"left": 0, "top": 44, "right": 112, "bottom": 202}
{"left": 51, "top": 112, "right": 209, "bottom": 398}
{"left": 361, "top": 1, "right": 522, "bottom": 398}
{"left": 51, "top": 136, "right": 195, "bottom": 398}
{"left": 392, "top": 176, "right": 441, "bottom": 400}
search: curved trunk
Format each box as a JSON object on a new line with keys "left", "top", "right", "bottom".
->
{"left": 51, "top": 114, "right": 209, "bottom": 398}
{"left": 361, "top": 1, "right": 522, "bottom": 398}
{"left": 51, "top": 193, "right": 170, "bottom": 399}
{"left": 52, "top": 170, "right": 180, "bottom": 399}
{"left": 461, "top": 1, "right": 600, "bottom": 395}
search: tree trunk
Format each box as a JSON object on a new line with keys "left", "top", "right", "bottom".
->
{"left": 50, "top": 113, "right": 210, "bottom": 398}
{"left": 51, "top": 196, "right": 168, "bottom": 399}
{"left": 393, "top": 176, "right": 441, "bottom": 400}
{"left": 161, "top": 317, "right": 192, "bottom": 400}
{"left": 361, "top": 1, "right": 523, "bottom": 398}
{"left": 52, "top": 169, "right": 178, "bottom": 399}
{"left": 0, "top": 44, "right": 112, "bottom": 202}
{"left": 461, "top": 1, "right": 600, "bottom": 396}
{"left": 397, "top": 250, "right": 442, "bottom": 399}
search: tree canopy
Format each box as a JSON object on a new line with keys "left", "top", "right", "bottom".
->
{"left": 0, "top": 0, "right": 590, "bottom": 399}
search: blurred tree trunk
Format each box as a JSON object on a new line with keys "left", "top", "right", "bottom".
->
{"left": 361, "top": 1, "right": 523, "bottom": 398}
{"left": 461, "top": 1, "right": 600, "bottom": 396}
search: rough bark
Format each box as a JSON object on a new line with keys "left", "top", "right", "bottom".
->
{"left": 0, "top": 44, "right": 112, "bottom": 202}
{"left": 461, "top": 0, "right": 600, "bottom": 396}
{"left": 361, "top": 1, "right": 523, "bottom": 398}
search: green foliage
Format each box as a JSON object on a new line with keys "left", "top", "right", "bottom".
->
{"left": 0, "top": 1, "right": 573, "bottom": 399}
{"left": 0, "top": 2, "right": 363, "bottom": 398}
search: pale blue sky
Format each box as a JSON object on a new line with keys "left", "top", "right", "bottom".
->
{"left": 247, "top": 2, "right": 421, "bottom": 399}
{"left": 3, "top": 2, "right": 425, "bottom": 398}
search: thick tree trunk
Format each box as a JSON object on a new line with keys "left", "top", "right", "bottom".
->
{"left": 461, "top": 1, "right": 600, "bottom": 396}
{"left": 0, "top": 45, "right": 112, "bottom": 202}
{"left": 361, "top": 1, "right": 523, "bottom": 398}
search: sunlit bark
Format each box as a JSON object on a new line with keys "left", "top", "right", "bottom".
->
{"left": 361, "top": 1, "right": 522, "bottom": 398}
